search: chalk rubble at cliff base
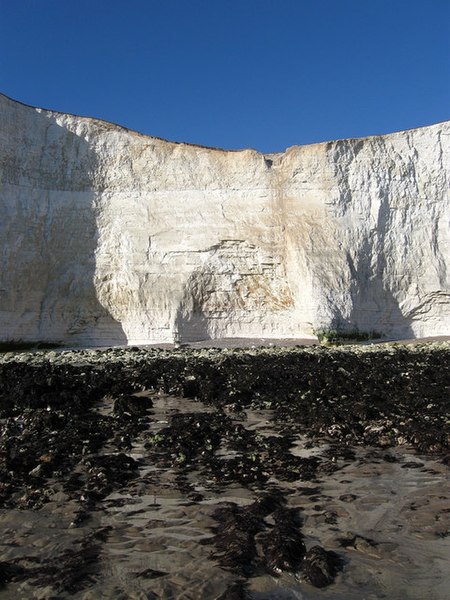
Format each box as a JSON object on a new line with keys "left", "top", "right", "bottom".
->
{"left": 0, "top": 342, "right": 449, "bottom": 598}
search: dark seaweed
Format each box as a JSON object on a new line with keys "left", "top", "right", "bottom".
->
{"left": 0, "top": 343, "right": 448, "bottom": 595}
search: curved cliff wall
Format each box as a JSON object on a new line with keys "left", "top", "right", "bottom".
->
{"left": 1, "top": 93, "right": 449, "bottom": 345}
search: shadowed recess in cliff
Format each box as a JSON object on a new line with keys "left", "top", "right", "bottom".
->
{"left": 0, "top": 96, "right": 126, "bottom": 346}
{"left": 342, "top": 244, "right": 414, "bottom": 339}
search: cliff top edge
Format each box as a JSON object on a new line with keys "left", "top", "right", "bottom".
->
{"left": 1, "top": 91, "right": 449, "bottom": 156}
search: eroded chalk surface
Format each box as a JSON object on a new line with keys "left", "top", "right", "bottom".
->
{"left": 1, "top": 93, "right": 449, "bottom": 345}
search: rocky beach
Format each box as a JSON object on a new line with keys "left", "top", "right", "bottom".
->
{"left": 0, "top": 341, "right": 448, "bottom": 599}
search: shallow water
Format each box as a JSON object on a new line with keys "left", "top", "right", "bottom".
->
{"left": 1, "top": 393, "right": 449, "bottom": 599}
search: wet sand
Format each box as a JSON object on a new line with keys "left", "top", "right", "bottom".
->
{"left": 0, "top": 342, "right": 449, "bottom": 599}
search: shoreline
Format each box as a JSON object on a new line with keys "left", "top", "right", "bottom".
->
{"left": 1, "top": 335, "right": 449, "bottom": 358}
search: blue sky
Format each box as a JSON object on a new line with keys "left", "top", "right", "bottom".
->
{"left": 1, "top": 0, "right": 449, "bottom": 153}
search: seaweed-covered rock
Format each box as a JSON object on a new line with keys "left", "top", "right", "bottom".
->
{"left": 0, "top": 561, "right": 25, "bottom": 586}
{"left": 302, "top": 545, "right": 343, "bottom": 587}
{"left": 260, "top": 507, "right": 306, "bottom": 574}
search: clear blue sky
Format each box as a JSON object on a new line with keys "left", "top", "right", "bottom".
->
{"left": 1, "top": 0, "right": 449, "bottom": 153}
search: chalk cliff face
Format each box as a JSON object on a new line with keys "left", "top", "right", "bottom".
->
{"left": 1, "top": 93, "right": 449, "bottom": 345}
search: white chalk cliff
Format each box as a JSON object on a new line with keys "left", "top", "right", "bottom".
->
{"left": 0, "top": 92, "right": 449, "bottom": 345}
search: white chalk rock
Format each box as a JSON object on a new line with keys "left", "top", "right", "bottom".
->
{"left": 0, "top": 93, "right": 448, "bottom": 345}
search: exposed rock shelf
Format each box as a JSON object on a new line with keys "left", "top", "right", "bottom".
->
{"left": 0, "top": 343, "right": 448, "bottom": 598}
{"left": 0, "top": 93, "right": 448, "bottom": 345}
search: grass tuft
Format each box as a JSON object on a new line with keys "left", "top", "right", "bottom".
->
{"left": 315, "top": 329, "right": 383, "bottom": 345}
